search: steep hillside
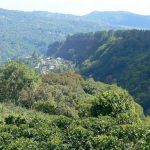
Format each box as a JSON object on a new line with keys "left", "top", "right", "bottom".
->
{"left": 47, "top": 30, "right": 150, "bottom": 114}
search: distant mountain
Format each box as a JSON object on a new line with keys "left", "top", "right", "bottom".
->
{"left": 0, "top": 8, "right": 111, "bottom": 62}
{"left": 47, "top": 30, "right": 150, "bottom": 114}
{"left": 84, "top": 11, "right": 150, "bottom": 29}
{"left": 1, "top": 8, "right": 150, "bottom": 62}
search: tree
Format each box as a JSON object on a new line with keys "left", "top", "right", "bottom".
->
{"left": 0, "top": 61, "right": 40, "bottom": 104}
{"left": 91, "top": 90, "right": 136, "bottom": 117}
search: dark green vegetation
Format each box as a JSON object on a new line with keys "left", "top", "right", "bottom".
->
{"left": 0, "top": 62, "right": 150, "bottom": 149}
{"left": 47, "top": 30, "right": 150, "bottom": 114}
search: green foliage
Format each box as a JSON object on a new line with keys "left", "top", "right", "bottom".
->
{"left": 0, "top": 62, "right": 149, "bottom": 149}
{"left": 46, "top": 136, "right": 67, "bottom": 150}
{"left": 5, "top": 115, "right": 26, "bottom": 126}
{"left": 0, "top": 62, "right": 144, "bottom": 121}
{"left": 0, "top": 8, "right": 106, "bottom": 62}
{"left": 33, "top": 100, "right": 57, "bottom": 114}
{"left": 0, "top": 61, "right": 40, "bottom": 103}
{"left": 91, "top": 90, "right": 135, "bottom": 117}
{"left": 7, "top": 137, "right": 38, "bottom": 150}
{"left": 66, "top": 125, "right": 93, "bottom": 149}
{"left": 92, "top": 135, "right": 124, "bottom": 150}
{"left": 80, "top": 117, "right": 115, "bottom": 135}
{"left": 0, "top": 102, "right": 149, "bottom": 149}
{"left": 52, "top": 116, "right": 72, "bottom": 129}
{"left": 47, "top": 30, "right": 150, "bottom": 114}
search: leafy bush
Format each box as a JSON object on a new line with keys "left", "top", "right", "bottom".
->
{"left": 91, "top": 90, "right": 135, "bottom": 117}
{"left": 92, "top": 135, "right": 124, "bottom": 150}
{"left": 80, "top": 117, "right": 115, "bottom": 135}
{"left": 0, "top": 61, "right": 40, "bottom": 104}
{"left": 66, "top": 125, "right": 93, "bottom": 149}
{"left": 5, "top": 115, "right": 26, "bottom": 126}
{"left": 33, "top": 100, "right": 57, "bottom": 114}
{"left": 52, "top": 116, "right": 72, "bottom": 129}
{"left": 7, "top": 137, "right": 38, "bottom": 149}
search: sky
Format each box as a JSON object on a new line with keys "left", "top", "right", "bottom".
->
{"left": 0, "top": 0, "right": 150, "bottom": 16}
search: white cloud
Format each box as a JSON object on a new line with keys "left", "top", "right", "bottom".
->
{"left": 0, "top": 0, "right": 150, "bottom": 15}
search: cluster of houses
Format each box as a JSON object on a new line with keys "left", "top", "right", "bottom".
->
{"left": 23, "top": 56, "right": 75, "bottom": 74}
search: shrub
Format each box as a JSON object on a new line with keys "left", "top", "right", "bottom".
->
{"left": 0, "top": 61, "right": 40, "bottom": 104}
{"left": 5, "top": 115, "right": 26, "bottom": 126}
{"left": 92, "top": 135, "right": 124, "bottom": 150}
{"left": 52, "top": 116, "right": 72, "bottom": 129}
{"left": 33, "top": 100, "right": 57, "bottom": 114}
{"left": 66, "top": 125, "right": 93, "bottom": 149}
{"left": 91, "top": 90, "right": 135, "bottom": 117}
{"left": 7, "top": 137, "right": 38, "bottom": 149}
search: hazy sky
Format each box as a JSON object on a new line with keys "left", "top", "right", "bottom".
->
{"left": 0, "top": 0, "right": 150, "bottom": 15}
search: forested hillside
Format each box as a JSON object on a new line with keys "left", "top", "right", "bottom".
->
{"left": 1, "top": 9, "right": 150, "bottom": 62}
{"left": 0, "top": 61, "right": 150, "bottom": 149}
{"left": 47, "top": 30, "right": 150, "bottom": 114}
{"left": 1, "top": 0, "right": 150, "bottom": 148}
{"left": 0, "top": 8, "right": 109, "bottom": 62}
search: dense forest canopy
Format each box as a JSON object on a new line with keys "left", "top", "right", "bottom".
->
{"left": 47, "top": 29, "right": 150, "bottom": 114}
{"left": 0, "top": 61, "right": 150, "bottom": 149}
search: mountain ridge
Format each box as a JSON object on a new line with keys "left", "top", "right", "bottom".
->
{"left": 1, "top": 8, "right": 150, "bottom": 62}
{"left": 84, "top": 11, "right": 150, "bottom": 29}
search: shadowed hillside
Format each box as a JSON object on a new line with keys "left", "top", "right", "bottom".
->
{"left": 47, "top": 30, "right": 150, "bottom": 114}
